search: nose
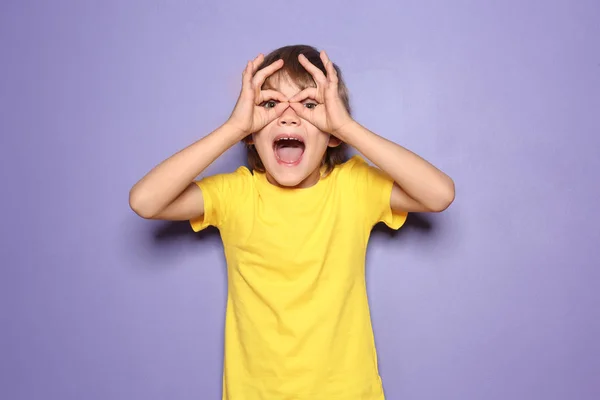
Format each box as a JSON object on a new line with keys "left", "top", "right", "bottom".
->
{"left": 277, "top": 106, "right": 300, "bottom": 127}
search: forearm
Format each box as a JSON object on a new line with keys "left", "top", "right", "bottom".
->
{"left": 337, "top": 121, "right": 455, "bottom": 211}
{"left": 129, "top": 123, "right": 243, "bottom": 217}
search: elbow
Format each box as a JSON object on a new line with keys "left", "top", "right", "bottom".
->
{"left": 129, "top": 188, "right": 157, "bottom": 219}
{"left": 427, "top": 178, "right": 455, "bottom": 212}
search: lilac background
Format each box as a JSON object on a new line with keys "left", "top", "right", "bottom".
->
{"left": 1, "top": 1, "right": 599, "bottom": 399}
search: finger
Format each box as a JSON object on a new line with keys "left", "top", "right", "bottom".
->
{"left": 320, "top": 51, "right": 339, "bottom": 85}
{"left": 241, "top": 60, "right": 253, "bottom": 88}
{"left": 259, "top": 89, "right": 288, "bottom": 104}
{"left": 252, "top": 59, "right": 284, "bottom": 88}
{"left": 243, "top": 54, "right": 264, "bottom": 88}
{"left": 298, "top": 54, "right": 327, "bottom": 85}
{"left": 251, "top": 53, "right": 264, "bottom": 71}
{"left": 320, "top": 50, "right": 329, "bottom": 66}
{"left": 288, "top": 87, "right": 318, "bottom": 103}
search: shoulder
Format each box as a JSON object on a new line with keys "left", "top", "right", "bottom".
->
{"left": 200, "top": 165, "right": 253, "bottom": 181}
{"left": 332, "top": 154, "right": 395, "bottom": 194}
{"left": 340, "top": 154, "right": 369, "bottom": 170}
{"left": 229, "top": 165, "right": 254, "bottom": 182}
{"left": 331, "top": 154, "right": 368, "bottom": 178}
{"left": 194, "top": 165, "right": 254, "bottom": 195}
{"left": 333, "top": 154, "right": 383, "bottom": 181}
{"left": 219, "top": 165, "right": 254, "bottom": 179}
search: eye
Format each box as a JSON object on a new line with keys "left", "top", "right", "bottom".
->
{"left": 303, "top": 101, "right": 318, "bottom": 109}
{"left": 261, "top": 100, "right": 278, "bottom": 109}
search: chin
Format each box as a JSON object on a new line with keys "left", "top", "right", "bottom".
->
{"left": 265, "top": 162, "right": 315, "bottom": 188}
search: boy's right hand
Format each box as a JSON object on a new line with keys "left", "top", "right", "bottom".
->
{"left": 226, "top": 54, "right": 289, "bottom": 138}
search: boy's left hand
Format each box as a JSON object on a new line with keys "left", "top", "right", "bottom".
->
{"left": 288, "top": 51, "right": 354, "bottom": 137}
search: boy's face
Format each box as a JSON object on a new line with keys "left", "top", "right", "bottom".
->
{"left": 251, "top": 74, "right": 340, "bottom": 188}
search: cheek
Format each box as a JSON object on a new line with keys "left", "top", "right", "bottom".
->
{"left": 251, "top": 132, "right": 273, "bottom": 157}
{"left": 254, "top": 119, "right": 277, "bottom": 138}
{"left": 251, "top": 127, "right": 269, "bottom": 146}
{"left": 252, "top": 119, "right": 281, "bottom": 151}
{"left": 308, "top": 130, "right": 331, "bottom": 148}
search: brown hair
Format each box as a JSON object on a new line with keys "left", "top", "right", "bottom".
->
{"left": 246, "top": 44, "right": 351, "bottom": 175}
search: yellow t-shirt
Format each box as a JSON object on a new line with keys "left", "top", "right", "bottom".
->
{"left": 191, "top": 155, "right": 407, "bottom": 400}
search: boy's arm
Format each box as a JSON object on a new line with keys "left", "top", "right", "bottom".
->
{"left": 289, "top": 50, "right": 454, "bottom": 213}
{"left": 129, "top": 54, "right": 289, "bottom": 220}
{"left": 129, "top": 123, "right": 243, "bottom": 220}
{"left": 337, "top": 122, "right": 455, "bottom": 213}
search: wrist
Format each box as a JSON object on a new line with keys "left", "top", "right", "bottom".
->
{"left": 332, "top": 119, "right": 360, "bottom": 142}
{"left": 215, "top": 122, "right": 249, "bottom": 146}
{"left": 222, "top": 120, "right": 250, "bottom": 140}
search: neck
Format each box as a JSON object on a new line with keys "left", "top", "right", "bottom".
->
{"left": 265, "top": 166, "right": 322, "bottom": 189}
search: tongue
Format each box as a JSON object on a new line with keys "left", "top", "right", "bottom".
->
{"left": 276, "top": 145, "right": 303, "bottom": 163}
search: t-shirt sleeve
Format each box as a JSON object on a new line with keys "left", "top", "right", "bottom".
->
{"left": 189, "top": 166, "right": 250, "bottom": 232}
{"left": 345, "top": 155, "right": 408, "bottom": 230}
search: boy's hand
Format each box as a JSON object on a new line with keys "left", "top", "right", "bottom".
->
{"left": 227, "top": 54, "right": 289, "bottom": 137}
{"left": 288, "top": 51, "right": 354, "bottom": 137}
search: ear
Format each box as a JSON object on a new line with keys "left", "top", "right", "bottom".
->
{"left": 327, "top": 135, "right": 342, "bottom": 148}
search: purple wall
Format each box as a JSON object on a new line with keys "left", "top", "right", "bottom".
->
{"left": 2, "top": 1, "right": 599, "bottom": 399}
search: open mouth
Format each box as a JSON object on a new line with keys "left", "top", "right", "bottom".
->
{"left": 273, "top": 134, "right": 305, "bottom": 165}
